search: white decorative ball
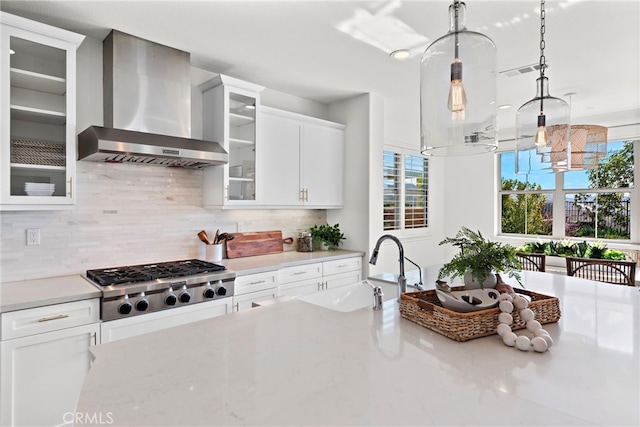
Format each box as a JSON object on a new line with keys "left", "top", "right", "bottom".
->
{"left": 539, "top": 333, "right": 554, "bottom": 348}
{"left": 520, "top": 308, "right": 534, "bottom": 322}
{"left": 513, "top": 296, "right": 528, "bottom": 310}
{"left": 499, "top": 300, "right": 514, "bottom": 313}
{"left": 503, "top": 331, "right": 517, "bottom": 346}
{"left": 515, "top": 335, "right": 531, "bottom": 351}
{"left": 526, "top": 320, "right": 542, "bottom": 332}
{"left": 499, "top": 293, "right": 513, "bottom": 303}
{"left": 531, "top": 336, "right": 548, "bottom": 353}
{"left": 534, "top": 329, "right": 550, "bottom": 337}
{"left": 497, "top": 323, "right": 512, "bottom": 337}
{"left": 498, "top": 312, "right": 513, "bottom": 325}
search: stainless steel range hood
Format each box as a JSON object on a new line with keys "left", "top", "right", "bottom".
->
{"left": 78, "top": 30, "right": 227, "bottom": 168}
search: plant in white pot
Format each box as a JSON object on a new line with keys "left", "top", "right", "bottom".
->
{"left": 438, "top": 227, "right": 522, "bottom": 289}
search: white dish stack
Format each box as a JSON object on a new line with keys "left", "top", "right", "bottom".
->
{"left": 25, "top": 182, "right": 55, "bottom": 196}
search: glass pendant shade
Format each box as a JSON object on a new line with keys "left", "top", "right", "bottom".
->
{"left": 420, "top": 1, "right": 498, "bottom": 156}
{"left": 515, "top": 76, "right": 570, "bottom": 174}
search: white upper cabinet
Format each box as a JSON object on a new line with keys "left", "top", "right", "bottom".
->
{"left": 201, "top": 75, "right": 264, "bottom": 209}
{"left": 0, "top": 12, "right": 85, "bottom": 210}
{"left": 258, "top": 106, "right": 344, "bottom": 208}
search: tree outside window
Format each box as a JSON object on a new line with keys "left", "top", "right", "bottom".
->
{"left": 567, "top": 141, "right": 633, "bottom": 239}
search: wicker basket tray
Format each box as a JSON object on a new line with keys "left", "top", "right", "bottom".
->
{"left": 10, "top": 139, "right": 65, "bottom": 167}
{"left": 399, "top": 287, "right": 561, "bottom": 342}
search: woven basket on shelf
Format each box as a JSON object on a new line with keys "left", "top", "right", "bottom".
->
{"left": 10, "top": 139, "right": 65, "bottom": 167}
{"left": 399, "top": 287, "right": 561, "bottom": 342}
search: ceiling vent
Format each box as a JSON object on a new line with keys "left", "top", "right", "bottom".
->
{"left": 500, "top": 63, "right": 547, "bottom": 78}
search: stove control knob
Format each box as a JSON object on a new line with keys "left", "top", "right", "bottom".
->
{"left": 118, "top": 295, "right": 133, "bottom": 315}
{"left": 217, "top": 286, "right": 227, "bottom": 296}
{"left": 203, "top": 286, "right": 216, "bottom": 299}
{"left": 136, "top": 292, "right": 149, "bottom": 312}
{"left": 180, "top": 286, "right": 191, "bottom": 303}
{"left": 165, "top": 287, "right": 177, "bottom": 306}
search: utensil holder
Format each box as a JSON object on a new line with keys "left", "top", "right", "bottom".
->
{"left": 206, "top": 244, "right": 223, "bottom": 262}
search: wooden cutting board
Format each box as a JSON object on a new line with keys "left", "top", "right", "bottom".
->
{"left": 226, "top": 230, "right": 285, "bottom": 259}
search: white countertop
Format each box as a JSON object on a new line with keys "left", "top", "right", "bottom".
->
{"left": 0, "top": 251, "right": 363, "bottom": 313}
{"left": 0, "top": 275, "right": 101, "bottom": 312}
{"left": 76, "top": 270, "right": 640, "bottom": 426}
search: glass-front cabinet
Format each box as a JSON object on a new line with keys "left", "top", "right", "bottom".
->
{"left": 201, "top": 75, "right": 264, "bottom": 208}
{"left": 0, "top": 12, "right": 84, "bottom": 210}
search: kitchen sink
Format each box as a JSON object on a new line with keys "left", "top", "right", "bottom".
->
{"left": 296, "top": 280, "right": 397, "bottom": 312}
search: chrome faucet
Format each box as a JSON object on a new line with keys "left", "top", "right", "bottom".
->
{"left": 364, "top": 280, "right": 384, "bottom": 310}
{"left": 369, "top": 234, "right": 407, "bottom": 301}
{"left": 404, "top": 256, "right": 425, "bottom": 290}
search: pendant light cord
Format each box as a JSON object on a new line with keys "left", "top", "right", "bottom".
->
{"left": 539, "top": 0, "right": 546, "bottom": 112}
{"left": 454, "top": 0, "right": 460, "bottom": 59}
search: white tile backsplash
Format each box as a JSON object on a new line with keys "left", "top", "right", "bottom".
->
{"left": 0, "top": 162, "right": 325, "bottom": 283}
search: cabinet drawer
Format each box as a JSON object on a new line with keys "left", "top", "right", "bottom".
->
{"left": 1, "top": 298, "right": 100, "bottom": 340}
{"left": 323, "top": 257, "right": 362, "bottom": 276}
{"left": 278, "top": 262, "right": 322, "bottom": 284}
{"left": 234, "top": 271, "right": 278, "bottom": 296}
{"left": 278, "top": 276, "right": 324, "bottom": 297}
{"left": 325, "top": 271, "right": 362, "bottom": 290}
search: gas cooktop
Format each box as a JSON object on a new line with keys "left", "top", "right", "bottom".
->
{"left": 87, "top": 259, "right": 226, "bottom": 286}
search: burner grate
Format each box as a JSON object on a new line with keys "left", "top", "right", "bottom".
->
{"left": 87, "top": 259, "right": 226, "bottom": 286}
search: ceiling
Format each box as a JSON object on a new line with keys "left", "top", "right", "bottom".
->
{"left": 2, "top": 0, "right": 639, "bottom": 134}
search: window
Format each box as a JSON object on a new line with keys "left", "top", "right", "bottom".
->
{"left": 499, "top": 140, "right": 635, "bottom": 240}
{"left": 384, "top": 150, "right": 428, "bottom": 231}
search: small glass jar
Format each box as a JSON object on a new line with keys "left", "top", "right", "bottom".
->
{"left": 297, "top": 232, "right": 314, "bottom": 252}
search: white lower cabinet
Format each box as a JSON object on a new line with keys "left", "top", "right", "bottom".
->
{"left": 0, "top": 299, "right": 100, "bottom": 427}
{"left": 323, "top": 257, "right": 362, "bottom": 290}
{"left": 277, "top": 257, "right": 362, "bottom": 298}
{"left": 232, "top": 270, "right": 278, "bottom": 312}
{"left": 278, "top": 263, "right": 323, "bottom": 297}
{"left": 100, "top": 298, "right": 232, "bottom": 343}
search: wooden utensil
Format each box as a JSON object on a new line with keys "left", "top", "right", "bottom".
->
{"left": 198, "top": 230, "right": 212, "bottom": 245}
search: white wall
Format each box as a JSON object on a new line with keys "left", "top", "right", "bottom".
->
{"left": 327, "top": 93, "right": 382, "bottom": 278}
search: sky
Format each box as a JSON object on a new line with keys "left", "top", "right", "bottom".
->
{"left": 500, "top": 140, "right": 627, "bottom": 191}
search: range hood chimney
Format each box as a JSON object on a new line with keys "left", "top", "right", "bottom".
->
{"left": 78, "top": 30, "right": 228, "bottom": 168}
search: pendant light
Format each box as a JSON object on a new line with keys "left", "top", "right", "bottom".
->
{"left": 543, "top": 95, "right": 607, "bottom": 170}
{"left": 515, "top": 0, "right": 570, "bottom": 174}
{"left": 420, "top": 0, "right": 497, "bottom": 156}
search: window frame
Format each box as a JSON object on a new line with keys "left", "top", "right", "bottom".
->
{"left": 497, "top": 139, "right": 638, "bottom": 243}
{"left": 382, "top": 144, "right": 430, "bottom": 237}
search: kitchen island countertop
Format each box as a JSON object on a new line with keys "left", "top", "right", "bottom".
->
{"left": 76, "top": 270, "right": 640, "bottom": 426}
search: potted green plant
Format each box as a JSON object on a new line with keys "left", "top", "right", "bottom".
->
{"left": 438, "top": 227, "right": 522, "bottom": 288}
{"left": 517, "top": 240, "right": 628, "bottom": 260}
{"left": 309, "top": 223, "right": 346, "bottom": 250}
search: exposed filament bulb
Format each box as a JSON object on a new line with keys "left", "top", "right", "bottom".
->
{"left": 448, "top": 59, "right": 467, "bottom": 121}
{"left": 534, "top": 113, "right": 548, "bottom": 147}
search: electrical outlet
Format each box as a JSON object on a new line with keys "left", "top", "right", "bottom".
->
{"left": 27, "top": 228, "right": 40, "bottom": 246}
{"left": 296, "top": 219, "right": 302, "bottom": 230}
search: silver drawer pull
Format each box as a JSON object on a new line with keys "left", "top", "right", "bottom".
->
{"left": 249, "top": 280, "right": 267, "bottom": 285}
{"left": 337, "top": 264, "right": 348, "bottom": 268}
{"left": 293, "top": 271, "right": 307, "bottom": 275}
{"left": 38, "top": 314, "right": 69, "bottom": 323}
